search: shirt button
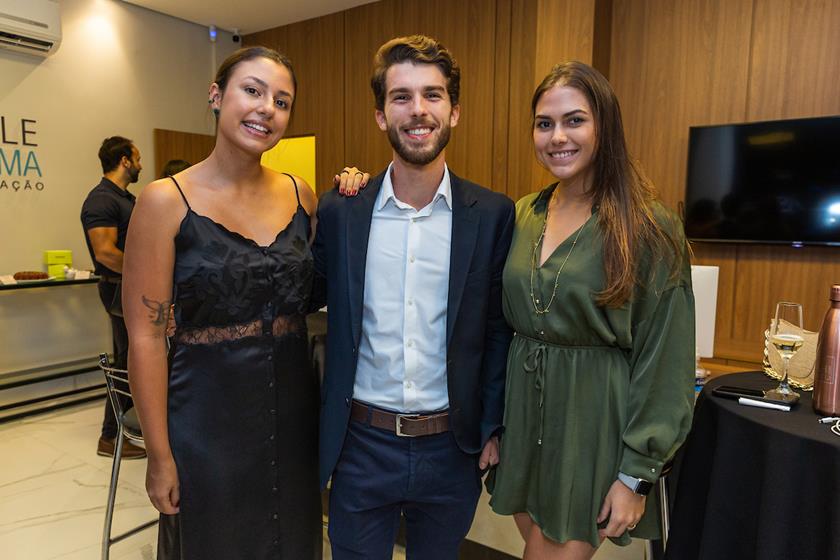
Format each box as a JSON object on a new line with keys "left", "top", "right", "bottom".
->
{"left": 269, "top": 434, "right": 275, "bottom": 440}
{"left": 408, "top": 298, "right": 414, "bottom": 306}
{"left": 409, "top": 255, "right": 416, "bottom": 263}
{"left": 539, "top": 330, "right": 545, "bottom": 336}
{"left": 269, "top": 381, "right": 274, "bottom": 388}
{"left": 407, "top": 339, "right": 414, "bottom": 347}
{"left": 272, "top": 486, "right": 278, "bottom": 493}
{"left": 271, "top": 459, "right": 276, "bottom": 466}
{"left": 267, "top": 355, "right": 273, "bottom": 361}
{"left": 270, "top": 408, "right": 276, "bottom": 415}
{"left": 272, "top": 513, "right": 278, "bottom": 520}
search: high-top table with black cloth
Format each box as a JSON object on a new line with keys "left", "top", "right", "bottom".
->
{"left": 665, "top": 372, "right": 840, "bottom": 560}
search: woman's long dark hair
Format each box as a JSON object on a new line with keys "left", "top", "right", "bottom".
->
{"left": 532, "top": 61, "right": 683, "bottom": 307}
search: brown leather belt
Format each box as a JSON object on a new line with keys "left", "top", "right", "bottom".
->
{"left": 350, "top": 400, "right": 450, "bottom": 437}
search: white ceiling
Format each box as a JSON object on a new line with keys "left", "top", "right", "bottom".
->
{"left": 122, "top": 0, "right": 377, "bottom": 34}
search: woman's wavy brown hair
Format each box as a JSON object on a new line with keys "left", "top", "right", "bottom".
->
{"left": 532, "top": 61, "right": 683, "bottom": 307}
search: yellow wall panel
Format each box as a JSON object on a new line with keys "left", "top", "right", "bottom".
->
{"left": 260, "top": 135, "right": 317, "bottom": 192}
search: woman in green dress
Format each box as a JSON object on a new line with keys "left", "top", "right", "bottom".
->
{"left": 488, "top": 61, "right": 695, "bottom": 558}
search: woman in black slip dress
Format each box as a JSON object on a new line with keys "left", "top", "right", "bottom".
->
{"left": 123, "top": 47, "right": 367, "bottom": 559}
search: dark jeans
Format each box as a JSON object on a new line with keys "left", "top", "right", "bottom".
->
{"left": 98, "top": 280, "right": 132, "bottom": 439}
{"left": 328, "top": 413, "right": 482, "bottom": 560}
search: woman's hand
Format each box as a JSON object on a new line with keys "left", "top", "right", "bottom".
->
{"left": 478, "top": 435, "right": 500, "bottom": 471}
{"left": 334, "top": 166, "right": 370, "bottom": 196}
{"left": 596, "top": 479, "right": 646, "bottom": 538}
{"left": 165, "top": 304, "right": 176, "bottom": 338}
{"left": 146, "top": 454, "right": 180, "bottom": 514}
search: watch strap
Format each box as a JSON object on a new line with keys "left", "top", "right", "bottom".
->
{"left": 618, "top": 471, "right": 654, "bottom": 496}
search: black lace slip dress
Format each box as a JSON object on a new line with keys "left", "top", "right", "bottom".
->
{"left": 164, "top": 176, "right": 321, "bottom": 559}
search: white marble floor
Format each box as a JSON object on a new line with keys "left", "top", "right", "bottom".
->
{"left": 0, "top": 401, "right": 399, "bottom": 560}
{"left": 0, "top": 401, "right": 641, "bottom": 559}
{"left": 0, "top": 401, "right": 158, "bottom": 559}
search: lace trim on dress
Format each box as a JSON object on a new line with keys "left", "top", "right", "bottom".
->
{"left": 175, "top": 314, "right": 306, "bottom": 345}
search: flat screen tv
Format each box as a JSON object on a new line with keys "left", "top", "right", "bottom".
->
{"left": 683, "top": 115, "right": 840, "bottom": 246}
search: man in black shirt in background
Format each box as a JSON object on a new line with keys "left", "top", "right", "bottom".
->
{"left": 81, "top": 136, "right": 146, "bottom": 459}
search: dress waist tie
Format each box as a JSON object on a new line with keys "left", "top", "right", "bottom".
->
{"left": 517, "top": 332, "right": 548, "bottom": 446}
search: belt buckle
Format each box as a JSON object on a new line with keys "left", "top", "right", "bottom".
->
{"left": 395, "top": 413, "right": 420, "bottom": 437}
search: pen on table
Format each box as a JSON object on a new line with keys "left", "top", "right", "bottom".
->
{"left": 737, "top": 397, "right": 791, "bottom": 412}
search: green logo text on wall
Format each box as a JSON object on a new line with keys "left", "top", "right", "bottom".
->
{"left": 0, "top": 116, "right": 44, "bottom": 192}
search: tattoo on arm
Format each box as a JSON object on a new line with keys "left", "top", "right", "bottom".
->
{"left": 141, "top": 295, "right": 173, "bottom": 327}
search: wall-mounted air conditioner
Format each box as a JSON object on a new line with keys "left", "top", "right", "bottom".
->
{"left": 0, "top": 0, "right": 62, "bottom": 57}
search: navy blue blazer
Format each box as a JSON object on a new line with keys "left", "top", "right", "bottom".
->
{"left": 311, "top": 169, "right": 514, "bottom": 488}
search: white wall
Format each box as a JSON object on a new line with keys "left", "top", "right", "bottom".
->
{"left": 0, "top": 0, "right": 235, "bottom": 374}
{"left": 0, "top": 0, "right": 236, "bottom": 273}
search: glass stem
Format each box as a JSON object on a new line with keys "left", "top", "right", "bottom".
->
{"left": 780, "top": 356, "right": 791, "bottom": 391}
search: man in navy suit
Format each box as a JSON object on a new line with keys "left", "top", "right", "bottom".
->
{"left": 312, "top": 35, "right": 514, "bottom": 559}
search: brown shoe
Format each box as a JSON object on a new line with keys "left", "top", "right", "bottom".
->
{"left": 97, "top": 436, "right": 147, "bottom": 459}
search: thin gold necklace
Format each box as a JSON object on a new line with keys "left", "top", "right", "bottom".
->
{"left": 529, "top": 194, "right": 586, "bottom": 315}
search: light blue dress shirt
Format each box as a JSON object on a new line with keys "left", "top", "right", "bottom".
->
{"left": 353, "top": 163, "right": 453, "bottom": 413}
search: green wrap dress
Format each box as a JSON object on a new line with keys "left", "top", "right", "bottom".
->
{"left": 488, "top": 185, "right": 696, "bottom": 548}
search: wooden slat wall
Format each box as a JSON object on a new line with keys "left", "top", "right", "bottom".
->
{"left": 153, "top": 128, "right": 215, "bottom": 180}
{"left": 338, "top": 0, "right": 501, "bottom": 189}
{"left": 246, "top": 13, "right": 345, "bottom": 192}
{"left": 239, "top": 0, "right": 840, "bottom": 363}
{"left": 610, "top": 0, "right": 754, "bottom": 210}
{"left": 610, "top": 0, "right": 840, "bottom": 363}
{"left": 244, "top": 0, "right": 598, "bottom": 197}
{"left": 505, "top": 0, "right": 599, "bottom": 202}
{"left": 747, "top": 0, "right": 840, "bottom": 122}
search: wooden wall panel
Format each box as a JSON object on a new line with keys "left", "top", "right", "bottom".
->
{"left": 609, "top": 0, "right": 755, "bottom": 361}
{"left": 610, "top": 0, "right": 754, "bottom": 210}
{"left": 504, "top": 0, "right": 539, "bottom": 201}
{"left": 592, "top": 0, "right": 613, "bottom": 79}
{"left": 245, "top": 13, "right": 345, "bottom": 193}
{"left": 747, "top": 0, "right": 840, "bottom": 121}
{"left": 244, "top": 0, "right": 598, "bottom": 200}
{"left": 716, "top": 0, "right": 840, "bottom": 362}
{"left": 153, "top": 128, "right": 215, "bottom": 180}
{"left": 505, "top": 0, "right": 598, "bottom": 203}
{"left": 340, "top": 0, "right": 500, "bottom": 188}
{"left": 491, "top": 0, "right": 513, "bottom": 196}
{"left": 534, "top": 0, "right": 595, "bottom": 72}
{"left": 613, "top": 0, "right": 840, "bottom": 364}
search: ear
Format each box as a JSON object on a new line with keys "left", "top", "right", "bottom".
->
{"left": 208, "top": 83, "right": 222, "bottom": 111}
{"left": 449, "top": 104, "right": 461, "bottom": 128}
{"left": 375, "top": 109, "right": 387, "bottom": 132}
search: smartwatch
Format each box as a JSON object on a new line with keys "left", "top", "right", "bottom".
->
{"left": 618, "top": 472, "right": 654, "bottom": 496}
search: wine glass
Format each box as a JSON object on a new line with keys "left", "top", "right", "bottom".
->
{"left": 766, "top": 302, "right": 804, "bottom": 402}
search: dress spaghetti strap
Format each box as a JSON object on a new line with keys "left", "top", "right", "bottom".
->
{"left": 282, "top": 173, "right": 302, "bottom": 208}
{"left": 169, "top": 176, "right": 191, "bottom": 210}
